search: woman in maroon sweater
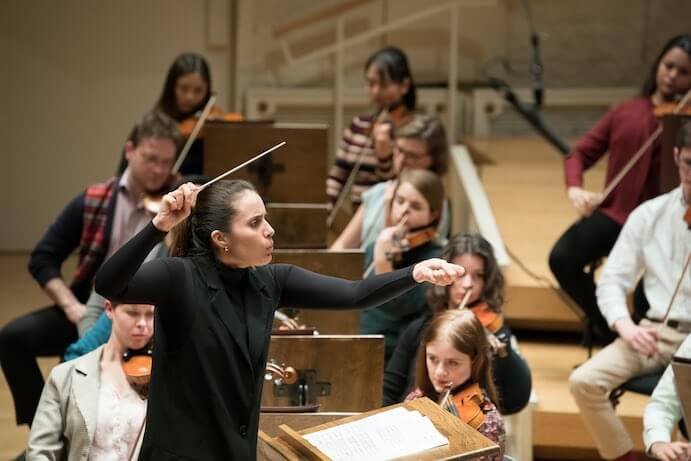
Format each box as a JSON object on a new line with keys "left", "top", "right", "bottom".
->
{"left": 549, "top": 34, "right": 691, "bottom": 345}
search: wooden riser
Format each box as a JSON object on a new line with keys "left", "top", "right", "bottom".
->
{"left": 533, "top": 411, "right": 645, "bottom": 459}
{"left": 505, "top": 285, "right": 583, "bottom": 332}
{"left": 521, "top": 341, "right": 649, "bottom": 460}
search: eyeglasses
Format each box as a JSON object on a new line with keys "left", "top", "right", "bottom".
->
{"left": 140, "top": 152, "right": 175, "bottom": 170}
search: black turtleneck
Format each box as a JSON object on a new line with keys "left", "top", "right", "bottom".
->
{"left": 216, "top": 262, "right": 250, "bottom": 349}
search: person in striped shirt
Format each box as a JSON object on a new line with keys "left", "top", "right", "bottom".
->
{"left": 326, "top": 46, "right": 417, "bottom": 211}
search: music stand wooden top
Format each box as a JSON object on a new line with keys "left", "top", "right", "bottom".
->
{"left": 262, "top": 397, "right": 499, "bottom": 461}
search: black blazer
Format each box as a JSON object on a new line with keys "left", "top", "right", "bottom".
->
{"left": 96, "top": 223, "right": 418, "bottom": 460}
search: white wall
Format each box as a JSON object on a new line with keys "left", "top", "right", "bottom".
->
{"left": 1, "top": 0, "right": 233, "bottom": 250}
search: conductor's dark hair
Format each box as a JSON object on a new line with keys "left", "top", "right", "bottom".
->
{"left": 156, "top": 52, "right": 212, "bottom": 120}
{"left": 365, "top": 47, "right": 417, "bottom": 110}
{"left": 641, "top": 34, "right": 691, "bottom": 97}
{"left": 171, "top": 180, "right": 255, "bottom": 257}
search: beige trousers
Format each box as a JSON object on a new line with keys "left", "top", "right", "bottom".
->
{"left": 569, "top": 320, "right": 687, "bottom": 459}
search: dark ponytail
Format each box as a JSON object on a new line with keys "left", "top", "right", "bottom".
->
{"left": 170, "top": 180, "right": 255, "bottom": 257}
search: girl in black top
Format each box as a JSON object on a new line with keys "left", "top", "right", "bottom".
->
{"left": 383, "top": 233, "right": 532, "bottom": 415}
{"left": 95, "top": 180, "right": 463, "bottom": 461}
{"left": 118, "top": 52, "right": 216, "bottom": 175}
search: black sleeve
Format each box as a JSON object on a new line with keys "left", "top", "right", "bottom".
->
{"left": 95, "top": 222, "right": 177, "bottom": 307}
{"left": 382, "top": 316, "right": 425, "bottom": 405}
{"left": 28, "top": 193, "right": 86, "bottom": 286}
{"left": 274, "top": 264, "right": 417, "bottom": 310}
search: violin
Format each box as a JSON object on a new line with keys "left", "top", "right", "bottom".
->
{"left": 178, "top": 105, "right": 243, "bottom": 138}
{"left": 439, "top": 382, "right": 486, "bottom": 430}
{"left": 471, "top": 303, "right": 507, "bottom": 358}
{"left": 386, "top": 224, "right": 438, "bottom": 262}
{"left": 458, "top": 294, "right": 507, "bottom": 358}
{"left": 470, "top": 302, "right": 503, "bottom": 334}
{"left": 264, "top": 360, "right": 297, "bottom": 385}
{"left": 653, "top": 96, "right": 691, "bottom": 119}
{"left": 122, "top": 343, "right": 153, "bottom": 400}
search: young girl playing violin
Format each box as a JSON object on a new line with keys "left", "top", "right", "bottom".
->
{"left": 118, "top": 52, "right": 239, "bottom": 176}
{"left": 549, "top": 34, "right": 691, "bottom": 345}
{"left": 360, "top": 169, "right": 445, "bottom": 360}
{"left": 326, "top": 46, "right": 417, "bottom": 211}
{"left": 331, "top": 114, "right": 449, "bottom": 251}
{"left": 384, "top": 233, "right": 532, "bottom": 415}
{"left": 406, "top": 309, "right": 505, "bottom": 461}
{"left": 28, "top": 301, "right": 154, "bottom": 460}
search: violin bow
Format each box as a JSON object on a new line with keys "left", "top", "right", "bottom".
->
{"left": 128, "top": 418, "right": 146, "bottom": 461}
{"left": 199, "top": 141, "right": 287, "bottom": 191}
{"left": 600, "top": 88, "right": 691, "bottom": 202}
{"left": 439, "top": 384, "right": 453, "bottom": 410}
{"left": 172, "top": 94, "right": 217, "bottom": 174}
{"left": 327, "top": 108, "right": 391, "bottom": 228}
{"left": 457, "top": 290, "right": 472, "bottom": 310}
{"left": 661, "top": 250, "right": 691, "bottom": 326}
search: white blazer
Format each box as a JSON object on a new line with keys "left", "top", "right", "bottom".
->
{"left": 27, "top": 346, "right": 103, "bottom": 461}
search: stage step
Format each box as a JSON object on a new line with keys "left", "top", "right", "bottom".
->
{"left": 520, "top": 341, "right": 648, "bottom": 460}
{"left": 474, "top": 136, "right": 607, "bottom": 334}
{"left": 505, "top": 284, "right": 583, "bottom": 332}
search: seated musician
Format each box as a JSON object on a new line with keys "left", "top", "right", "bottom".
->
{"left": 326, "top": 46, "right": 417, "bottom": 211}
{"left": 28, "top": 300, "right": 154, "bottom": 460}
{"left": 644, "top": 334, "right": 691, "bottom": 461}
{"left": 117, "top": 52, "right": 240, "bottom": 175}
{"left": 331, "top": 113, "right": 449, "bottom": 250}
{"left": 549, "top": 34, "right": 691, "bottom": 345}
{"left": 569, "top": 120, "right": 691, "bottom": 461}
{"left": 406, "top": 309, "right": 505, "bottom": 461}
{"left": 384, "top": 233, "right": 532, "bottom": 415}
{"left": 360, "top": 169, "right": 445, "bottom": 360}
{"left": 0, "top": 111, "right": 178, "bottom": 438}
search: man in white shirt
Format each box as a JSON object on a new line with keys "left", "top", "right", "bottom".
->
{"left": 644, "top": 334, "right": 691, "bottom": 461}
{"left": 570, "top": 120, "right": 691, "bottom": 461}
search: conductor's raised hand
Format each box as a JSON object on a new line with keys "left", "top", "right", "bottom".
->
{"left": 413, "top": 259, "right": 465, "bottom": 286}
{"left": 152, "top": 182, "right": 199, "bottom": 232}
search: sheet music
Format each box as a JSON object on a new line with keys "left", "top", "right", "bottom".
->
{"left": 303, "top": 407, "right": 449, "bottom": 461}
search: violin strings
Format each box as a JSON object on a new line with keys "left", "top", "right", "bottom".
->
{"left": 199, "top": 141, "right": 287, "bottom": 191}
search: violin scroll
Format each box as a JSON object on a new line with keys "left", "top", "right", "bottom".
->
{"left": 265, "top": 360, "right": 297, "bottom": 386}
